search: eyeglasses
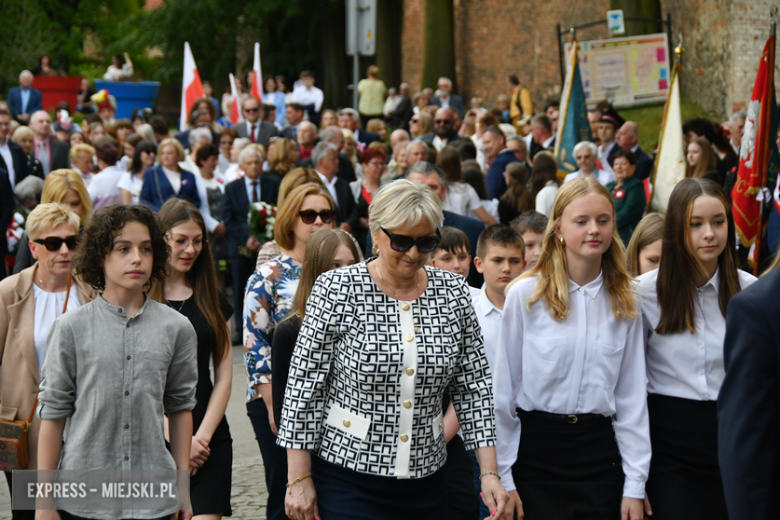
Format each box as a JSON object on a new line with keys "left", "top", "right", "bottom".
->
{"left": 380, "top": 227, "right": 441, "bottom": 253}
{"left": 173, "top": 237, "right": 204, "bottom": 249}
{"left": 244, "top": 107, "right": 259, "bottom": 113}
{"left": 299, "top": 209, "right": 335, "bottom": 224}
{"left": 34, "top": 235, "right": 78, "bottom": 252}
{"left": 434, "top": 119, "right": 452, "bottom": 125}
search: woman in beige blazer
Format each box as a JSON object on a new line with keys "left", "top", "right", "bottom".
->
{"left": 0, "top": 203, "right": 94, "bottom": 517}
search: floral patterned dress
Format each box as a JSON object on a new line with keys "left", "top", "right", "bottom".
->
{"left": 243, "top": 254, "right": 302, "bottom": 402}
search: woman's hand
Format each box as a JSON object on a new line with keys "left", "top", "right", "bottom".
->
{"left": 189, "top": 435, "right": 210, "bottom": 468}
{"left": 621, "top": 497, "right": 644, "bottom": 520}
{"left": 499, "top": 489, "right": 523, "bottom": 519}
{"left": 643, "top": 494, "right": 653, "bottom": 518}
{"left": 285, "top": 477, "right": 319, "bottom": 520}
{"left": 480, "top": 475, "right": 509, "bottom": 519}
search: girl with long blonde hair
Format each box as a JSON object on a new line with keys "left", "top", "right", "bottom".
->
{"left": 494, "top": 177, "right": 650, "bottom": 520}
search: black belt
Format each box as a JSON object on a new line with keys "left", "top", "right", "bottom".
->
{"left": 517, "top": 408, "right": 609, "bottom": 424}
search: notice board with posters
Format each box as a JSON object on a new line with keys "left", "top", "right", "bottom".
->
{"left": 567, "top": 33, "right": 670, "bottom": 107}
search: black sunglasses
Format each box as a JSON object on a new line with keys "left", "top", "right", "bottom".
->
{"left": 380, "top": 227, "right": 441, "bottom": 253}
{"left": 299, "top": 209, "right": 335, "bottom": 225}
{"left": 34, "top": 235, "right": 78, "bottom": 252}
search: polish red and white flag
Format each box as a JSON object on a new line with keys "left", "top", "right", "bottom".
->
{"left": 180, "top": 42, "right": 205, "bottom": 132}
{"left": 229, "top": 73, "right": 243, "bottom": 126}
{"left": 250, "top": 42, "right": 264, "bottom": 103}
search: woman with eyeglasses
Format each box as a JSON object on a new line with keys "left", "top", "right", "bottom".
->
{"left": 409, "top": 111, "right": 434, "bottom": 139}
{"left": 0, "top": 203, "right": 95, "bottom": 519}
{"left": 243, "top": 183, "right": 336, "bottom": 520}
{"left": 278, "top": 180, "right": 507, "bottom": 520}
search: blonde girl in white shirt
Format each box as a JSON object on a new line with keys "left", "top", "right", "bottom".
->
{"left": 494, "top": 177, "right": 650, "bottom": 520}
{"left": 637, "top": 178, "right": 755, "bottom": 520}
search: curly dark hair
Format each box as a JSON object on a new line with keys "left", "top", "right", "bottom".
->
{"left": 75, "top": 205, "right": 169, "bottom": 291}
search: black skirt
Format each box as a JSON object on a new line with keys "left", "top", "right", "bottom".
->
{"left": 512, "top": 409, "right": 624, "bottom": 520}
{"left": 646, "top": 394, "right": 728, "bottom": 520}
{"left": 312, "top": 454, "right": 447, "bottom": 520}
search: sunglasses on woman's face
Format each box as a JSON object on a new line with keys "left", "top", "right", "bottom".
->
{"left": 380, "top": 227, "right": 441, "bottom": 253}
{"left": 299, "top": 209, "right": 335, "bottom": 225}
{"left": 34, "top": 235, "right": 78, "bottom": 252}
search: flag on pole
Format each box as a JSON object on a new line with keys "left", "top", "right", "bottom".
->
{"left": 229, "top": 73, "right": 243, "bottom": 126}
{"left": 554, "top": 40, "right": 593, "bottom": 179}
{"left": 649, "top": 60, "right": 685, "bottom": 213}
{"left": 180, "top": 42, "right": 205, "bottom": 132}
{"left": 250, "top": 42, "right": 264, "bottom": 103}
{"left": 732, "top": 33, "right": 776, "bottom": 257}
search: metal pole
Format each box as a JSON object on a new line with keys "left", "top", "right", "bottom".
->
{"left": 353, "top": 1, "right": 361, "bottom": 110}
{"left": 557, "top": 23, "right": 564, "bottom": 85}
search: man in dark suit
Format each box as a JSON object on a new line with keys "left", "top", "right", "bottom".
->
{"left": 234, "top": 96, "right": 278, "bottom": 147}
{"left": 616, "top": 121, "right": 654, "bottom": 180}
{"left": 299, "top": 126, "right": 356, "bottom": 183}
{"left": 222, "top": 146, "right": 281, "bottom": 340}
{"left": 528, "top": 114, "right": 556, "bottom": 160}
{"left": 311, "top": 141, "right": 359, "bottom": 232}
{"left": 429, "top": 77, "right": 465, "bottom": 118}
{"left": 0, "top": 166, "right": 13, "bottom": 280}
{"left": 174, "top": 109, "right": 220, "bottom": 151}
{"left": 386, "top": 83, "right": 413, "bottom": 127}
{"left": 718, "top": 267, "right": 780, "bottom": 520}
{"left": 0, "top": 108, "right": 34, "bottom": 188}
{"left": 30, "top": 111, "right": 69, "bottom": 175}
{"left": 7, "top": 70, "right": 42, "bottom": 125}
{"left": 339, "top": 108, "right": 380, "bottom": 153}
{"left": 420, "top": 107, "right": 461, "bottom": 151}
{"left": 483, "top": 125, "right": 519, "bottom": 199}
{"left": 280, "top": 103, "right": 305, "bottom": 142}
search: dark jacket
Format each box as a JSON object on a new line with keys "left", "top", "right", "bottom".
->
{"left": 719, "top": 267, "right": 780, "bottom": 520}
{"left": 46, "top": 137, "right": 71, "bottom": 173}
{"left": 280, "top": 125, "right": 298, "bottom": 142}
{"left": 529, "top": 136, "right": 556, "bottom": 160}
{"left": 174, "top": 129, "right": 221, "bottom": 151}
{"left": 222, "top": 175, "right": 281, "bottom": 256}
{"left": 420, "top": 133, "right": 461, "bottom": 148}
{"left": 300, "top": 155, "right": 356, "bottom": 183}
{"left": 632, "top": 146, "right": 654, "bottom": 181}
{"left": 354, "top": 129, "right": 381, "bottom": 150}
{"left": 7, "top": 87, "right": 42, "bottom": 119}
{"left": 0, "top": 168, "right": 13, "bottom": 278}
{"left": 139, "top": 165, "right": 202, "bottom": 212}
{"left": 486, "top": 148, "right": 521, "bottom": 199}
{"left": 235, "top": 120, "right": 279, "bottom": 147}
{"left": 329, "top": 176, "right": 361, "bottom": 231}
{"left": 607, "top": 175, "right": 647, "bottom": 245}
{"left": 0, "top": 140, "right": 34, "bottom": 185}
{"left": 429, "top": 94, "right": 465, "bottom": 118}
{"left": 386, "top": 95, "right": 412, "bottom": 127}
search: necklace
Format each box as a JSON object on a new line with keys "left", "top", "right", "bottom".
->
{"left": 167, "top": 297, "right": 187, "bottom": 313}
{"left": 377, "top": 262, "right": 420, "bottom": 301}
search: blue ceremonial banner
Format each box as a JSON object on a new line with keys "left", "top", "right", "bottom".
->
{"left": 554, "top": 41, "right": 593, "bottom": 179}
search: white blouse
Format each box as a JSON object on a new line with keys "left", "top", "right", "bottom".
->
{"left": 638, "top": 267, "right": 757, "bottom": 401}
{"left": 442, "top": 182, "right": 482, "bottom": 218}
{"left": 117, "top": 171, "right": 144, "bottom": 204}
{"left": 493, "top": 272, "right": 650, "bottom": 499}
{"left": 534, "top": 181, "right": 559, "bottom": 217}
{"left": 33, "top": 284, "right": 81, "bottom": 378}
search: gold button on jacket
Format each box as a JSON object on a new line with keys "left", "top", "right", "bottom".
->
{"left": 403, "top": 400, "right": 412, "bottom": 408}
{"left": 400, "top": 434, "right": 409, "bottom": 442}
{"left": 343, "top": 420, "right": 351, "bottom": 427}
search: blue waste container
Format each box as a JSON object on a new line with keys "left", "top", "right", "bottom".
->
{"left": 93, "top": 80, "right": 161, "bottom": 119}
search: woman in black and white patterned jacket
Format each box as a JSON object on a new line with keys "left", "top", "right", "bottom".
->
{"left": 277, "top": 179, "right": 507, "bottom": 520}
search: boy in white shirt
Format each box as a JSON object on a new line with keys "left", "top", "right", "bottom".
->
{"left": 510, "top": 210, "right": 547, "bottom": 271}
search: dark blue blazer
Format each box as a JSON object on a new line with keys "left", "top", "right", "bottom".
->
{"left": 139, "top": 165, "right": 201, "bottom": 212}
{"left": 486, "top": 149, "right": 521, "bottom": 199}
{"left": 632, "top": 146, "right": 654, "bottom": 181}
{"left": 222, "top": 175, "right": 281, "bottom": 256}
{"left": 0, "top": 167, "right": 13, "bottom": 271}
{"left": 7, "top": 87, "right": 42, "bottom": 119}
{"left": 429, "top": 94, "right": 465, "bottom": 118}
{"left": 0, "top": 140, "right": 33, "bottom": 185}
{"left": 364, "top": 209, "right": 485, "bottom": 287}
{"left": 719, "top": 267, "right": 780, "bottom": 520}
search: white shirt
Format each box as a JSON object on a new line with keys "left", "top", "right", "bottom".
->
{"left": 475, "top": 199, "right": 500, "bottom": 222}
{"left": 179, "top": 156, "right": 200, "bottom": 177}
{"left": 493, "top": 272, "right": 650, "bottom": 498}
{"left": 117, "top": 171, "right": 144, "bottom": 204}
{"left": 33, "top": 284, "right": 81, "bottom": 378}
{"left": 317, "top": 171, "right": 340, "bottom": 207}
{"left": 638, "top": 267, "right": 757, "bottom": 401}
{"left": 291, "top": 84, "right": 324, "bottom": 112}
{"left": 472, "top": 288, "right": 503, "bottom": 371}
{"left": 161, "top": 165, "right": 181, "bottom": 193}
{"left": 432, "top": 135, "right": 450, "bottom": 152}
{"left": 471, "top": 134, "right": 487, "bottom": 170}
{"left": 564, "top": 168, "right": 616, "bottom": 187}
{"left": 223, "top": 163, "right": 242, "bottom": 183}
{"left": 88, "top": 165, "right": 124, "bottom": 209}
{"left": 73, "top": 167, "right": 94, "bottom": 189}
{"left": 442, "top": 182, "right": 481, "bottom": 217}
{"left": 597, "top": 141, "right": 617, "bottom": 176}
{"left": 0, "top": 139, "right": 15, "bottom": 189}
{"left": 535, "top": 180, "right": 559, "bottom": 217}
{"left": 244, "top": 175, "right": 262, "bottom": 204}
{"left": 119, "top": 155, "right": 131, "bottom": 171}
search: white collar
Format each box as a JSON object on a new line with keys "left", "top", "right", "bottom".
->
{"left": 542, "top": 134, "right": 555, "bottom": 148}
{"left": 474, "top": 288, "right": 502, "bottom": 317}
{"left": 316, "top": 170, "right": 338, "bottom": 187}
{"left": 568, "top": 271, "right": 604, "bottom": 299}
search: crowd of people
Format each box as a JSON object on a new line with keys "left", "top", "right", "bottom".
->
{"left": 0, "top": 59, "right": 776, "bottom": 520}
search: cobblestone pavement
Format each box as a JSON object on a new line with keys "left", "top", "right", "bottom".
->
{"left": 1, "top": 346, "right": 269, "bottom": 520}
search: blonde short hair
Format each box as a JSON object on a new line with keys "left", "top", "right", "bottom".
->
{"left": 158, "top": 138, "right": 186, "bottom": 162}
{"left": 12, "top": 125, "right": 33, "bottom": 142}
{"left": 275, "top": 184, "right": 335, "bottom": 250}
{"left": 41, "top": 169, "right": 93, "bottom": 222}
{"left": 25, "top": 202, "right": 80, "bottom": 241}
{"left": 69, "top": 143, "right": 96, "bottom": 162}
{"left": 368, "top": 179, "right": 442, "bottom": 235}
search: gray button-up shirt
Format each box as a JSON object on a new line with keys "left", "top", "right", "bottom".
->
{"left": 38, "top": 294, "right": 197, "bottom": 519}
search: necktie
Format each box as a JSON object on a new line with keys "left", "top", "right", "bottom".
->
{"left": 249, "top": 124, "right": 256, "bottom": 143}
{"left": 39, "top": 141, "right": 49, "bottom": 176}
{"left": 251, "top": 181, "right": 258, "bottom": 203}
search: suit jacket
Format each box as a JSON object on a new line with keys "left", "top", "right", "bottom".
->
{"left": 633, "top": 146, "right": 654, "bottom": 181}
{"left": 300, "top": 155, "right": 356, "bottom": 183}
{"left": 331, "top": 176, "right": 361, "bottom": 231}
{"left": 529, "top": 136, "right": 556, "bottom": 160}
{"left": 7, "top": 87, "right": 42, "bottom": 119}
{"left": 485, "top": 149, "right": 521, "bottom": 199}
{"left": 607, "top": 175, "right": 647, "bottom": 245}
{"left": 387, "top": 95, "right": 412, "bottom": 127}
{"left": 0, "top": 168, "right": 12, "bottom": 272}
{"left": 222, "top": 175, "right": 281, "bottom": 256}
{"left": 139, "top": 165, "right": 202, "bottom": 212}
{"left": 719, "top": 267, "right": 780, "bottom": 520}
{"left": 429, "top": 94, "right": 465, "bottom": 118}
{"left": 235, "top": 120, "right": 279, "bottom": 147}
{"left": 364, "top": 209, "right": 485, "bottom": 287}
{"left": 174, "top": 128, "right": 221, "bottom": 151}
{"left": 0, "top": 140, "right": 33, "bottom": 186}
{"left": 354, "top": 129, "right": 381, "bottom": 149}
{"left": 0, "top": 265, "right": 95, "bottom": 468}
{"left": 48, "top": 137, "right": 70, "bottom": 173}
{"left": 419, "top": 133, "right": 462, "bottom": 147}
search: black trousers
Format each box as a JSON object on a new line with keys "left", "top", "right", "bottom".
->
{"left": 246, "top": 398, "right": 290, "bottom": 520}
{"left": 512, "top": 410, "right": 624, "bottom": 520}
{"left": 5, "top": 471, "right": 35, "bottom": 520}
{"left": 646, "top": 394, "right": 728, "bottom": 520}
{"left": 230, "top": 252, "right": 256, "bottom": 335}
{"left": 445, "top": 435, "right": 480, "bottom": 520}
